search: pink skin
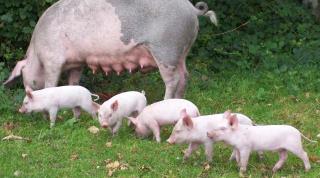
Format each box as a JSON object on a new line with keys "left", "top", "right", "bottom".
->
{"left": 4, "top": 4, "right": 157, "bottom": 90}
{"left": 97, "top": 91, "right": 147, "bottom": 135}
{"left": 19, "top": 86, "right": 98, "bottom": 128}
{"left": 207, "top": 115, "right": 313, "bottom": 175}
{"left": 128, "top": 99, "right": 200, "bottom": 143}
{"left": 4, "top": 2, "right": 190, "bottom": 101}
{"left": 167, "top": 110, "right": 255, "bottom": 163}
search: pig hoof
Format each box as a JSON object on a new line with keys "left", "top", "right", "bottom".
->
{"left": 182, "top": 157, "right": 189, "bottom": 163}
{"left": 272, "top": 167, "right": 278, "bottom": 173}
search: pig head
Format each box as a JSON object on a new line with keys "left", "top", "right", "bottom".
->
{"left": 3, "top": 0, "right": 217, "bottom": 99}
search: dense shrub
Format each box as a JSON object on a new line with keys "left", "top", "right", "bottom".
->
{"left": 0, "top": 0, "right": 319, "bottom": 71}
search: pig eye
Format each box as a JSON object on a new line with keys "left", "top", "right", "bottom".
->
{"left": 24, "top": 101, "right": 28, "bottom": 105}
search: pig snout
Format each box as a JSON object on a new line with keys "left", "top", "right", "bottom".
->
{"left": 207, "top": 131, "right": 215, "bottom": 139}
{"left": 101, "top": 123, "right": 109, "bottom": 129}
{"left": 166, "top": 137, "right": 175, "bottom": 144}
{"left": 18, "top": 107, "right": 27, "bottom": 113}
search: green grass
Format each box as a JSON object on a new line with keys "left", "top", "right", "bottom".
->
{"left": 0, "top": 64, "right": 320, "bottom": 178}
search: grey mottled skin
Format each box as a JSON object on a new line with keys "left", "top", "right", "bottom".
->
{"left": 108, "top": 0, "right": 198, "bottom": 65}
{"left": 4, "top": 0, "right": 216, "bottom": 99}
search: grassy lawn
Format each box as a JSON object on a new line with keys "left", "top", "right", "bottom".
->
{"left": 0, "top": 63, "right": 319, "bottom": 178}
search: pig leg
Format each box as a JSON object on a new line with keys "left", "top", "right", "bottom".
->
{"left": 72, "top": 107, "right": 81, "bottom": 119}
{"left": 272, "top": 149, "right": 288, "bottom": 172}
{"left": 148, "top": 120, "right": 161, "bottom": 142}
{"left": 42, "top": 111, "right": 50, "bottom": 120}
{"left": 68, "top": 68, "right": 83, "bottom": 85}
{"left": 43, "top": 61, "right": 63, "bottom": 88}
{"left": 112, "top": 120, "right": 122, "bottom": 136}
{"left": 127, "top": 110, "right": 139, "bottom": 126}
{"left": 236, "top": 149, "right": 241, "bottom": 166}
{"left": 238, "top": 149, "right": 251, "bottom": 176}
{"left": 229, "top": 148, "right": 237, "bottom": 161}
{"left": 149, "top": 45, "right": 184, "bottom": 99}
{"left": 174, "top": 56, "right": 189, "bottom": 98}
{"left": 258, "top": 151, "right": 264, "bottom": 160}
{"left": 157, "top": 63, "right": 180, "bottom": 99}
{"left": 183, "top": 142, "right": 200, "bottom": 161}
{"left": 204, "top": 142, "right": 213, "bottom": 162}
{"left": 288, "top": 147, "right": 311, "bottom": 171}
{"left": 81, "top": 102, "right": 97, "bottom": 119}
{"left": 48, "top": 107, "right": 58, "bottom": 128}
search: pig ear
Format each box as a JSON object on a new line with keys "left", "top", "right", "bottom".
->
{"left": 92, "top": 102, "right": 100, "bottom": 112}
{"left": 111, "top": 100, "right": 118, "bottom": 111}
{"left": 228, "top": 114, "right": 239, "bottom": 129}
{"left": 3, "top": 59, "right": 27, "bottom": 87}
{"left": 182, "top": 114, "right": 193, "bottom": 129}
{"left": 224, "top": 110, "right": 232, "bottom": 119}
{"left": 25, "top": 86, "right": 34, "bottom": 99}
{"left": 127, "top": 117, "right": 137, "bottom": 125}
{"left": 180, "top": 108, "right": 187, "bottom": 118}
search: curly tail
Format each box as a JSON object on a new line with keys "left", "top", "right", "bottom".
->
{"left": 301, "top": 133, "right": 317, "bottom": 143}
{"left": 91, "top": 94, "right": 100, "bottom": 102}
{"left": 195, "top": 2, "right": 218, "bottom": 26}
{"left": 141, "top": 90, "right": 146, "bottom": 96}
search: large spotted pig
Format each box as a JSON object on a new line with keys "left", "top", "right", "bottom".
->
{"left": 4, "top": 0, "right": 217, "bottom": 99}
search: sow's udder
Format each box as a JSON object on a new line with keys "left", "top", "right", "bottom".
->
{"left": 84, "top": 45, "right": 157, "bottom": 75}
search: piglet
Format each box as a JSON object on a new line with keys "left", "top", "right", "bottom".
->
{"left": 167, "top": 110, "right": 254, "bottom": 162}
{"left": 19, "top": 86, "right": 99, "bottom": 128}
{"left": 207, "top": 114, "right": 316, "bottom": 175}
{"left": 97, "top": 91, "right": 147, "bottom": 135}
{"left": 128, "top": 99, "right": 200, "bottom": 142}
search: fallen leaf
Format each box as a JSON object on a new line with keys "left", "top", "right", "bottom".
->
{"left": 309, "top": 155, "right": 320, "bottom": 163}
{"left": 2, "top": 134, "right": 30, "bottom": 141}
{"left": 108, "top": 169, "right": 114, "bottom": 177}
{"left": 70, "top": 154, "right": 79, "bottom": 161}
{"left": 117, "top": 153, "right": 123, "bottom": 160}
{"left": 105, "top": 160, "right": 129, "bottom": 177}
{"left": 88, "top": 126, "right": 100, "bottom": 134}
{"left": 203, "top": 163, "right": 210, "bottom": 171}
{"left": 21, "top": 154, "right": 28, "bottom": 159}
{"left": 13, "top": 170, "right": 21, "bottom": 177}
{"left": 3, "top": 122, "right": 15, "bottom": 134}
{"left": 139, "top": 165, "right": 151, "bottom": 171}
{"left": 305, "top": 92, "right": 310, "bottom": 98}
{"left": 120, "top": 164, "right": 128, "bottom": 170}
{"left": 106, "top": 161, "right": 120, "bottom": 169}
{"left": 106, "top": 142, "right": 112, "bottom": 148}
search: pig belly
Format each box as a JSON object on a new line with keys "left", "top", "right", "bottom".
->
{"left": 84, "top": 45, "right": 158, "bottom": 75}
{"left": 156, "top": 116, "right": 179, "bottom": 126}
{"left": 58, "top": 1, "right": 158, "bottom": 75}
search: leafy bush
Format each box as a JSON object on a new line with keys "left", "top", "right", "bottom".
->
{"left": 0, "top": 0, "right": 57, "bottom": 64}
